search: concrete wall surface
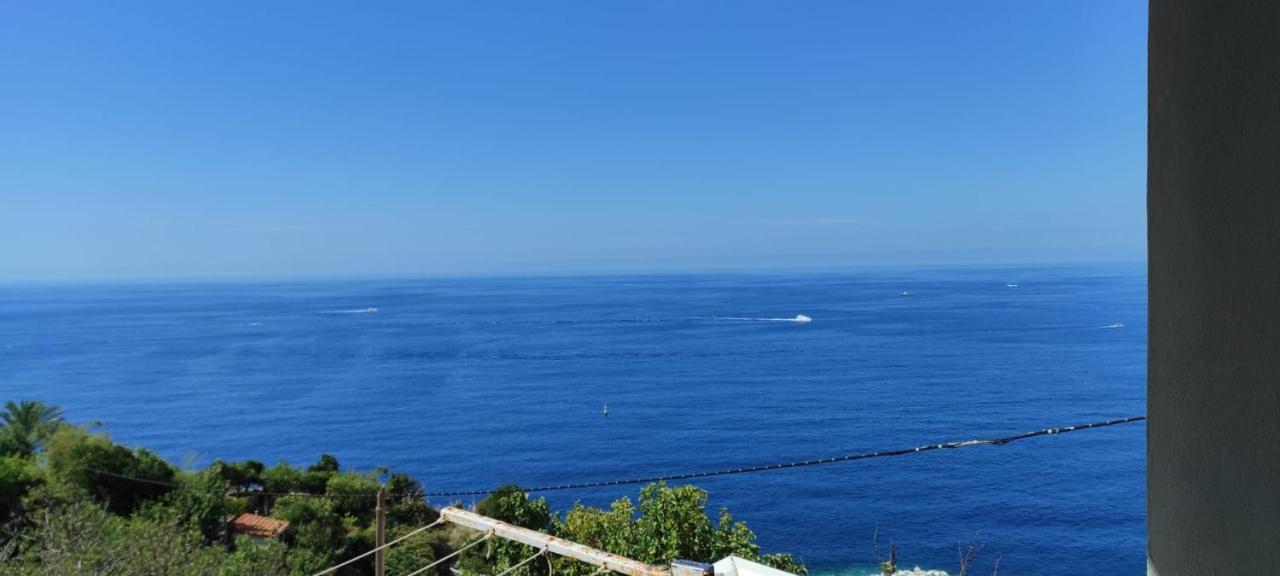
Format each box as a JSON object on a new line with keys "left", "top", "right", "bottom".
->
{"left": 1148, "top": 0, "right": 1280, "bottom": 574}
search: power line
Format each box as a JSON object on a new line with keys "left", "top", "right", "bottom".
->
{"left": 82, "top": 467, "right": 441, "bottom": 503}
{"left": 80, "top": 416, "right": 1145, "bottom": 501}
{"left": 422, "top": 416, "right": 1146, "bottom": 498}
{"left": 309, "top": 517, "right": 447, "bottom": 576}
{"left": 492, "top": 547, "right": 549, "bottom": 576}
{"left": 80, "top": 466, "right": 383, "bottom": 500}
{"left": 82, "top": 467, "right": 181, "bottom": 488}
{"left": 403, "top": 530, "right": 495, "bottom": 576}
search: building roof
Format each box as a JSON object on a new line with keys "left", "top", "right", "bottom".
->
{"left": 231, "top": 513, "right": 289, "bottom": 539}
{"left": 713, "top": 556, "right": 800, "bottom": 576}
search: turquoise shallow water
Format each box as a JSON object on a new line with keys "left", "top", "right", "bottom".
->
{"left": 1, "top": 265, "right": 1146, "bottom": 575}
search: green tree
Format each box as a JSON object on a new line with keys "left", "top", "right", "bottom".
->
{"left": 285, "top": 547, "right": 332, "bottom": 576}
{"left": 301, "top": 454, "right": 342, "bottom": 494}
{"left": 558, "top": 497, "right": 637, "bottom": 557}
{"left": 385, "top": 525, "right": 438, "bottom": 576}
{"left": 761, "top": 553, "right": 809, "bottom": 575}
{"left": 476, "top": 484, "right": 551, "bottom": 530}
{"left": 552, "top": 483, "right": 807, "bottom": 576}
{"left": 386, "top": 472, "right": 425, "bottom": 501}
{"left": 455, "top": 486, "right": 553, "bottom": 576}
{"left": 0, "top": 400, "right": 65, "bottom": 457}
{"left": 710, "top": 508, "right": 761, "bottom": 560}
{"left": 211, "top": 458, "right": 265, "bottom": 489}
{"left": 274, "top": 494, "right": 343, "bottom": 566}
{"left": 45, "top": 426, "right": 176, "bottom": 515}
{"left": 309, "top": 454, "right": 340, "bottom": 474}
{"left": 262, "top": 461, "right": 304, "bottom": 495}
{"left": 11, "top": 486, "right": 227, "bottom": 575}
{"left": 325, "top": 472, "right": 379, "bottom": 520}
{"left": 631, "top": 483, "right": 717, "bottom": 563}
{"left": 0, "top": 454, "right": 41, "bottom": 525}
{"left": 155, "top": 468, "right": 236, "bottom": 542}
{"left": 0, "top": 402, "right": 807, "bottom": 576}
{"left": 387, "top": 472, "right": 438, "bottom": 527}
{"left": 221, "top": 535, "right": 292, "bottom": 576}
{"left": 262, "top": 458, "right": 334, "bottom": 497}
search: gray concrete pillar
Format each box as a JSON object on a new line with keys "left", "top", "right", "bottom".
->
{"left": 1148, "top": 1, "right": 1280, "bottom": 574}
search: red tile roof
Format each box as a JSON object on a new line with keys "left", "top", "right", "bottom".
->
{"left": 231, "top": 513, "right": 289, "bottom": 539}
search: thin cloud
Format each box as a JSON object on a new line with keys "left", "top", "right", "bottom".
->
{"left": 761, "top": 217, "right": 864, "bottom": 226}
{"left": 230, "top": 224, "right": 359, "bottom": 234}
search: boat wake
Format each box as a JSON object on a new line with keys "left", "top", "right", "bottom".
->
{"left": 717, "top": 314, "right": 812, "bottom": 323}
{"left": 321, "top": 307, "right": 380, "bottom": 315}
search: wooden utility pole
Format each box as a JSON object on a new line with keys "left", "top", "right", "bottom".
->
{"left": 375, "top": 486, "right": 387, "bottom": 576}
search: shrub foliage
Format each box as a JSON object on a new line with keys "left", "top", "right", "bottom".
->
{"left": 0, "top": 401, "right": 806, "bottom": 576}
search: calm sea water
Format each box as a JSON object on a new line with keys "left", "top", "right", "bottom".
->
{"left": 0, "top": 265, "right": 1146, "bottom": 575}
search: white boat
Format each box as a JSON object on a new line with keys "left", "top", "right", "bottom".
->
{"left": 603, "top": 403, "right": 608, "bottom": 416}
{"left": 793, "top": 314, "right": 812, "bottom": 323}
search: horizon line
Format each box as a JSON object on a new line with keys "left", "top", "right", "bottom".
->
{"left": 0, "top": 259, "right": 1149, "bottom": 287}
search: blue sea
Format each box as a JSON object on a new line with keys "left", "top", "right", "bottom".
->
{"left": 0, "top": 265, "right": 1146, "bottom": 576}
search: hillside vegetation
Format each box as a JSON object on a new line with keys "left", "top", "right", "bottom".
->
{"left": 0, "top": 401, "right": 805, "bottom": 576}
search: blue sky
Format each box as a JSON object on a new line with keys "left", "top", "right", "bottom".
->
{"left": 0, "top": 1, "right": 1146, "bottom": 280}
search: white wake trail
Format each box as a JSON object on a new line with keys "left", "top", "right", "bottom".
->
{"left": 320, "top": 307, "right": 380, "bottom": 315}
{"left": 716, "top": 314, "right": 812, "bottom": 323}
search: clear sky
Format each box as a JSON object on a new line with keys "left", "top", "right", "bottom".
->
{"left": 0, "top": 1, "right": 1146, "bottom": 281}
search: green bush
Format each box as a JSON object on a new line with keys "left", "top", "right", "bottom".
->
{"left": 10, "top": 487, "right": 232, "bottom": 575}
{"left": 0, "top": 454, "right": 41, "bottom": 525}
{"left": 211, "top": 458, "right": 265, "bottom": 489}
{"left": 45, "top": 427, "right": 175, "bottom": 515}
{"left": 0, "top": 402, "right": 806, "bottom": 576}
{"left": 326, "top": 472, "right": 380, "bottom": 520}
{"left": 552, "top": 483, "right": 807, "bottom": 576}
{"left": 385, "top": 525, "right": 438, "bottom": 576}
{"left": 156, "top": 468, "right": 237, "bottom": 542}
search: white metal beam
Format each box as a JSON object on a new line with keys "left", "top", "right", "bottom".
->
{"left": 439, "top": 507, "right": 670, "bottom": 576}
